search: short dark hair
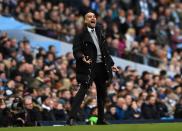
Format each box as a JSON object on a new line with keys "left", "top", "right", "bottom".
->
{"left": 84, "top": 10, "right": 98, "bottom": 19}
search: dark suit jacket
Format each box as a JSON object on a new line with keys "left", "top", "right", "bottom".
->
{"left": 26, "top": 108, "right": 42, "bottom": 126}
{"left": 42, "top": 108, "right": 56, "bottom": 121}
{"left": 73, "top": 25, "right": 114, "bottom": 84}
{"left": 141, "top": 103, "right": 160, "bottom": 119}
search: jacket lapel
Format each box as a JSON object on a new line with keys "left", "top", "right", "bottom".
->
{"left": 95, "top": 27, "right": 101, "bottom": 44}
{"left": 95, "top": 26, "right": 104, "bottom": 50}
{"left": 82, "top": 28, "right": 94, "bottom": 44}
{"left": 82, "top": 26, "right": 103, "bottom": 50}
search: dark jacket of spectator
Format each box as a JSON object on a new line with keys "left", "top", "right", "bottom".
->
{"left": 141, "top": 102, "right": 160, "bottom": 119}
{"left": 156, "top": 101, "right": 169, "bottom": 118}
{"left": 53, "top": 108, "right": 66, "bottom": 121}
{"left": 25, "top": 108, "right": 42, "bottom": 126}
{"left": 42, "top": 108, "right": 56, "bottom": 121}
{"left": 128, "top": 107, "right": 142, "bottom": 119}
{"left": 0, "top": 108, "right": 14, "bottom": 127}
{"left": 174, "top": 99, "right": 182, "bottom": 118}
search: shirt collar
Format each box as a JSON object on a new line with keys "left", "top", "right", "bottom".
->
{"left": 87, "top": 27, "right": 95, "bottom": 33}
{"left": 42, "top": 104, "right": 51, "bottom": 111}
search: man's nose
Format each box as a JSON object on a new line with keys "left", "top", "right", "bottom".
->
{"left": 91, "top": 16, "right": 95, "bottom": 19}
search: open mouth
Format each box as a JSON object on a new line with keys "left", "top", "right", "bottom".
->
{"left": 91, "top": 21, "right": 95, "bottom": 24}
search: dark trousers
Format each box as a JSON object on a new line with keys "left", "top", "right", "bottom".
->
{"left": 69, "top": 63, "right": 108, "bottom": 122}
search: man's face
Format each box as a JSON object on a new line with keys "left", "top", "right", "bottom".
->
{"left": 149, "top": 97, "right": 156, "bottom": 105}
{"left": 84, "top": 12, "right": 96, "bottom": 28}
{"left": 24, "top": 99, "right": 33, "bottom": 109}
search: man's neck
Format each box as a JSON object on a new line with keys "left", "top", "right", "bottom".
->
{"left": 87, "top": 26, "right": 95, "bottom": 32}
{"left": 87, "top": 25, "right": 95, "bottom": 29}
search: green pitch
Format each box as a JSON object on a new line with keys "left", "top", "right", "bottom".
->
{"left": 0, "top": 123, "right": 182, "bottom": 131}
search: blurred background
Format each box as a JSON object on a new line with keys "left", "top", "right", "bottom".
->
{"left": 0, "top": 0, "right": 181, "bottom": 127}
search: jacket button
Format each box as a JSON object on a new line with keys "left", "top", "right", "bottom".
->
{"left": 103, "top": 56, "right": 106, "bottom": 58}
{"left": 107, "top": 70, "right": 109, "bottom": 73}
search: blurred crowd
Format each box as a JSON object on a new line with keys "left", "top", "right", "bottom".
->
{"left": 0, "top": 32, "right": 181, "bottom": 127}
{"left": 0, "top": 0, "right": 181, "bottom": 73}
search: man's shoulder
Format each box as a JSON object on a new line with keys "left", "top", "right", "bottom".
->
{"left": 74, "top": 32, "right": 84, "bottom": 40}
{"left": 75, "top": 28, "right": 88, "bottom": 38}
{"left": 95, "top": 24, "right": 103, "bottom": 31}
{"left": 77, "top": 27, "right": 87, "bottom": 34}
{"left": 73, "top": 31, "right": 85, "bottom": 43}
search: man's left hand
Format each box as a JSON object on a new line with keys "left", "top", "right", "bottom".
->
{"left": 112, "top": 66, "right": 119, "bottom": 72}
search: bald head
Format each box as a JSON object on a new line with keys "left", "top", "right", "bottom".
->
{"left": 84, "top": 12, "right": 97, "bottom": 28}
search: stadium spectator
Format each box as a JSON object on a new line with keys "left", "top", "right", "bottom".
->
{"left": 0, "top": 0, "right": 182, "bottom": 125}
{"left": 41, "top": 96, "right": 56, "bottom": 121}
{"left": 174, "top": 97, "right": 182, "bottom": 118}
{"left": 0, "top": 31, "right": 181, "bottom": 126}
{"left": 141, "top": 95, "right": 160, "bottom": 119}
{"left": 1, "top": 0, "right": 181, "bottom": 73}
{"left": 0, "top": 98, "right": 14, "bottom": 127}
{"left": 115, "top": 97, "right": 129, "bottom": 120}
{"left": 23, "top": 95, "right": 42, "bottom": 126}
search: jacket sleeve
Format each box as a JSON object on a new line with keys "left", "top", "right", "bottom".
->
{"left": 72, "top": 34, "right": 84, "bottom": 61}
{"left": 107, "top": 50, "right": 114, "bottom": 67}
{"left": 99, "top": 25, "right": 114, "bottom": 67}
{"left": 103, "top": 35, "right": 114, "bottom": 67}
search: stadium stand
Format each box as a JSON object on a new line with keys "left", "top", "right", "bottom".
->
{"left": 0, "top": 0, "right": 181, "bottom": 127}
{"left": 0, "top": 0, "right": 181, "bottom": 72}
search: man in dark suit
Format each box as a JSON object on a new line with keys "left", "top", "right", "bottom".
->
{"left": 23, "top": 95, "right": 42, "bottom": 126}
{"left": 66, "top": 11, "right": 118, "bottom": 125}
{"left": 141, "top": 95, "right": 160, "bottom": 119}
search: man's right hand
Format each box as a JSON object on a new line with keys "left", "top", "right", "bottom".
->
{"left": 82, "top": 56, "right": 92, "bottom": 64}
